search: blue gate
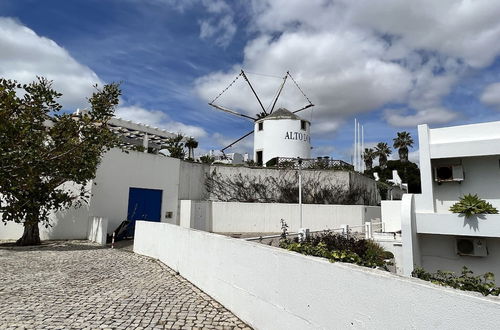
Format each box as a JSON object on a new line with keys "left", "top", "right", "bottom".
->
{"left": 126, "top": 187, "right": 163, "bottom": 236}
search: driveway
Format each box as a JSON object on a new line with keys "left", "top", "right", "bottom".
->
{"left": 0, "top": 241, "right": 250, "bottom": 329}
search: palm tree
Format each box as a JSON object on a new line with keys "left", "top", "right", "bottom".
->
{"left": 185, "top": 137, "right": 198, "bottom": 160}
{"left": 375, "top": 142, "right": 391, "bottom": 169}
{"left": 393, "top": 131, "right": 414, "bottom": 162}
{"left": 165, "top": 134, "right": 185, "bottom": 159}
{"left": 363, "top": 148, "right": 376, "bottom": 171}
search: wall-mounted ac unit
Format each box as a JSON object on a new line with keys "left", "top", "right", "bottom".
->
{"left": 456, "top": 238, "right": 488, "bottom": 257}
{"left": 434, "top": 165, "right": 464, "bottom": 182}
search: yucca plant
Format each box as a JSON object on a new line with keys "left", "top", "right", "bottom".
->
{"left": 449, "top": 194, "right": 498, "bottom": 217}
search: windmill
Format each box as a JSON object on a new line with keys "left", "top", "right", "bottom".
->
{"left": 208, "top": 70, "right": 314, "bottom": 165}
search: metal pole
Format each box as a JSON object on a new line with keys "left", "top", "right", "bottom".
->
{"left": 361, "top": 125, "right": 365, "bottom": 172}
{"left": 353, "top": 119, "right": 357, "bottom": 171}
{"left": 299, "top": 167, "right": 302, "bottom": 229}
{"left": 298, "top": 157, "right": 303, "bottom": 229}
{"left": 357, "top": 121, "right": 361, "bottom": 171}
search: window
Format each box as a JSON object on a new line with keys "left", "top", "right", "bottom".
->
{"left": 301, "top": 120, "right": 307, "bottom": 130}
{"left": 258, "top": 122, "right": 264, "bottom": 131}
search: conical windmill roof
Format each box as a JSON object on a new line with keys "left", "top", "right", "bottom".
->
{"left": 258, "top": 108, "right": 309, "bottom": 122}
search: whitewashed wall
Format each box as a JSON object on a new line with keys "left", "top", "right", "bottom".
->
{"left": 178, "top": 161, "right": 209, "bottom": 200}
{"left": 420, "top": 234, "right": 500, "bottom": 276}
{"left": 0, "top": 148, "right": 192, "bottom": 241}
{"left": 134, "top": 221, "right": 500, "bottom": 330}
{"left": 180, "top": 200, "right": 211, "bottom": 231}
{"left": 253, "top": 117, "right": 311, "bottom": 165}
{"left": 180, "top": 201, "right": 380, "bottom": 233}
{"left": 381, "top": 200, "right": 402, "bottom": 232}
{"left": 433, "top": 156, "right": 500, "bottom": 212}
{"left": 87, "top": 217, "right": 108, "bottom": 245}
{"left": 0, "top": 182, "right": 92, "bottom": 241}
{"left": 89, "top": 148, "right": 182, "bottom": 232}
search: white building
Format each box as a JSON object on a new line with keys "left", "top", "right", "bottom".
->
{"left": 401, "top": 121, "right": 500, "bottom": 277}
{"left": 253, "top": 108, "right": 311, "bottom": 166}
{"left": 0, "top": 148, "right": 208, "bottom": 243}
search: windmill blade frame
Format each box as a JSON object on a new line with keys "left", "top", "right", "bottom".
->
{"left": 292, "top": 103, "right": 315, "bottom": 114}
{"left": 208, "top": 103, "right": 257, "bottom": 121}
{"left": 221, "top": 130, "right": 254, "bottom": 153}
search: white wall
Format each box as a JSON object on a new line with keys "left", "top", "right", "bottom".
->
{"left": 205, "top": 202, "right": 380, "bottom": 233}
{"left": 87, "top": 216, "right": 108, "bottom": 245}
{"left": 90, "top": 148, "right": 182, "bottom": 232}
{"left": 420, "top": 234, "right": 500, "bottom": 277}
{"left": 254, "top": 117, "right": 311, "bottom": 165}
{"left": 134, "top": 221, "right": 500, "bottom": 330}
{"left": 178, "top": 161, "right": 209, "bottom": 200}
{"left": 180, "top": 200, "right": 212, "bottom": 231}
{"left": 374, "top": 238, "right": 404, "bottom": 275}
{"left": 381, "top": 200, "right": 402, "bottom": 232}
{"left": 433, "top": 156, "right": 500, "bottom": 212}
{"left": 0, "top": 181, "right": 92, "bottom": 241}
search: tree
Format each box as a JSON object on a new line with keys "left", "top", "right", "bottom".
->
{"left": 363, "top": 148, "right": 376, "bottom": 171}
{"left": 200, "top": 155, "right": 215, "bottom": 164}
{"left": 185, "top": 137, "right": 198, "bottom": 160}
{"left": 365, "top": 160, "right": 421, "bottom": 193}
{"left": 375, "top": 142, "right": 391, "bottom": 169}
{"left": 0, "top": 77, "right": 120, "bottom": 245}
{"left": 164, "top": 134, "right": 185, "bottom": 159}
{"left": 393, "top": 131, "right": 414, "bottom": 162}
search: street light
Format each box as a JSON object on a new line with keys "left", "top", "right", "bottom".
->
{"left": 297, "top": 157, "right": 307, "bottom": 241}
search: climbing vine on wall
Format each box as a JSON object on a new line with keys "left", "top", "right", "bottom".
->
{"left": 205, "top": 169, "right": 377, "bottom": 205}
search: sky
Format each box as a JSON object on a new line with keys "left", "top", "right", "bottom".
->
{"left": 2, "top": 0, "right": 500, "bottom": 163}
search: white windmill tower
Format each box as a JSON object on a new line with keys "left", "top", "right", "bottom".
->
{"left": 208, "top": 70, "right": 314, "bottom": 166}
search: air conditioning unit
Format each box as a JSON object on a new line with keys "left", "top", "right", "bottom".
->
{"left": 456, "top": 238, "right": 488, "bottom": 257}
{"left": 434, "top": 165, "right": 464, "bottom": 182}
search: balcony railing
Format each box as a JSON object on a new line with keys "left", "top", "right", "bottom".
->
{"left": 271, "top": 157, "right": 354, "bottom": 171}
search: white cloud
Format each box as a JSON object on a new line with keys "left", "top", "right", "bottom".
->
{"left": 0, "top": 17, "right": 102, "bottom": 109}
{"left": 408, "top": 150, "right": 420, "bottom": 166}
{"left": 480, "top": 82, "right": 500, "bottom": 110}
{"left": 196, "top": 0, "right": 500, "bottom": 132}
{"left": 384, "top": 107, "right": 458, "bottom": 127}
{"left": 116, "top": 105, "right": 207, "bottom": 138}
{"left": 195, "top": 30, "right": 412, "bottom": 133}
{"left": 199, "top": 15, "right": 236, "bottom": 47}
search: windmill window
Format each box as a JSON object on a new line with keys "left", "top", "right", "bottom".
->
{"left": 258, "top": 122, "right": 264, "bottom": 131}
{"left": 301, "top": 120, "right": 307, "bottom": 130}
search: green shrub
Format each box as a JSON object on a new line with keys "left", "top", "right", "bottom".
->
{"left": 449, "top": 194, "right": 498, "bottom": 217}
{"left": 279, "top": 230, "right": 392, "bottom": 269}
{"left": 412, "top": 266, "right": 500, "bottom": 296}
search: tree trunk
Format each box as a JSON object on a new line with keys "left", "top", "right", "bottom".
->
{"left": 399, "top": 147, "right": 408, "bottom": 162}
{"left": 365, "top": 159, "right": 373, "bottom": 171}
{"left": 16, "top": 221, "right": 41, "bottom": 246}
{"left": 380, "top": 155, "right": 387, "bottom": 169}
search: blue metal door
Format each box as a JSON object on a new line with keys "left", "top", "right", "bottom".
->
{"left": 126, "top": 187, "right": 163, "bottom": 236}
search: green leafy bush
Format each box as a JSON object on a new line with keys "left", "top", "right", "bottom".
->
{"left": 449, "top": 194, "right": 498, "bottom": 217}
{"left": 412, "top": 266, "right": 500, "bottom": 296}
{"left": 279, "top": 230, "right": 393, "bottom": 269}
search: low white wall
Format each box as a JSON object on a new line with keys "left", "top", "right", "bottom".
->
{"left": 134, "top": 221, "right": 500, "bottom": 330}
{"left": 180, "top": 200, "right": 211, "bottom": 231}
{"left": 381, "top": 200, "right": 402, "bottom": 232}
{"left": 209, "top": 202, "right": 380, "bottom": 233}
{"left": 0, "top": 182, "right": 91, "bottom": 241}
{"left": 87, "top": 217, "right": 108, "bottom": 245}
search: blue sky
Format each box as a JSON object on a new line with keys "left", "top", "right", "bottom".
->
{"left": 2, "top": 0, "right": 500, "bottom": 163}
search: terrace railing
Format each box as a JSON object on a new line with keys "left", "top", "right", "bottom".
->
{"left": 272, "top": 157, "right": 354, "bottom": 171}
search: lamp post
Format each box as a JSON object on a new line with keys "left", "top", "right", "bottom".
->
{"left": 297, "top": 157, "right": 303, "bottom": 228}
{"left": 297, "top": 157, "right": 309, "bottom": 241}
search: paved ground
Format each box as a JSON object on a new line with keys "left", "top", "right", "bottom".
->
{"left": 0, "top": 240, "right": 251, "bottom": 329}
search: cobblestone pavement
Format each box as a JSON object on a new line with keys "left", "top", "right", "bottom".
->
{"left": 0, "top": 241, "right": 251, "bottom": 329}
